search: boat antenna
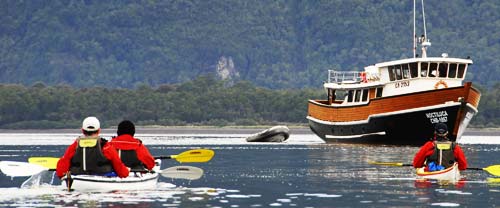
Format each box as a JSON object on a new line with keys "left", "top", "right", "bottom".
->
{"left": 421, "top": 0, "right": 427, "bottom": 40}
{"left": 413, "top": 0, "right": 416, "bottom": 58}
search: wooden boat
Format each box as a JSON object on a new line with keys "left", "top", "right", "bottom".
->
{"left": 62, "top": 161, "right": 161, "bottom": 191}
{"left": 246, "top": 126, "right": 290, "bottom": 142}
{"left": 416, "top": 163, "right": 460, "bottom": 181}
{"left": 306, "top": 1, "right": 480, "bottom": 145}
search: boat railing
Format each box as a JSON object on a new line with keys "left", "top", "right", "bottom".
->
{"left": 328, "top": 70, "right": 363, "bottom": 84}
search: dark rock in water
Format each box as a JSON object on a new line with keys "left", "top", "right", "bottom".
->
{"left": 246, "top": 126, "right": 290, "bottom": 142}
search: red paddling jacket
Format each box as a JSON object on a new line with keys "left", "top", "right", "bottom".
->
{"left": 109, "top": 134, "right": 156, "bottom": 170}
{"left": 413, "top": 140, "right": 467, "bottom": 171}
{"left": 56, "top": 136, "right": 130, "bottom": 178}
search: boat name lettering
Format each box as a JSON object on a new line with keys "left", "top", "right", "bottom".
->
{"left": 394, "top": 80, "right": 410, "bottom": 88}
{"left": 426, "top": 111, "right": 448, "bottom": 124}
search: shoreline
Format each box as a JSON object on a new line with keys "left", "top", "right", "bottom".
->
{"left": 0, "top": 126, "right": 499, "bottom": 136}
{"left": 0, "top": 126, "right": 312, "bottom": 135}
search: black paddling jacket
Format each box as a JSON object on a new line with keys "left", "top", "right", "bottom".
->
{"left": 427, "top": 140, "right": 456, "bottom": 168}
{"left": 117, "top": 149, "right": 145, "bottom": 170}
{"left": 70, "top": 136, "right": 113, "bottom": 174}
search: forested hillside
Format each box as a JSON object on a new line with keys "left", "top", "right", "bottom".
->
{"left": 0, "top": 76, "right": 323, "bottom": 129}
{"left": 1, "top": 0, "right": 499, "bottom": 89}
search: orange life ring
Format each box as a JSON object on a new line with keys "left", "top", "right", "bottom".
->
{"left": 434, "top": 80, "right": 448, "bottom": 89}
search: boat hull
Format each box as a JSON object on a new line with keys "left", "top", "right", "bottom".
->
{"left": 416, "top": 163, "right": 460, "bottom": 181}
{"left": 307, "top": 84, "right": 480, "bottom": 146}
{"left": 62, "top": 160, "right": 162, "bottom": 191}
{"left": 62, "top": 172, "right": 160, "bottom": 191}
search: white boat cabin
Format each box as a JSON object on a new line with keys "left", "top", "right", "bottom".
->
{"left": 324, "top": 55, "right": 473, "bottom": 106}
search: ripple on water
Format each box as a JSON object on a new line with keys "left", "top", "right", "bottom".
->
{"left": 435, "top": 189, "right": 473, "bottom": 195}
{"left": 431, "top": 202, "right": 460, "bottom": 207}
{"left": 303, "top": 193, "right": 342, "bottom": 198}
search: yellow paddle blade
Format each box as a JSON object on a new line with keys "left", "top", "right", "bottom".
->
{"left": 171, "top": 149, "right": 215, "bottom": 163}
{"left": 487, "top": 178, "right": 500, "bottom": 183}
{"left": 483, "top": 165, "right": 500, "bottom": 177}
{"left": 368, "top": 161, "right": 405, "bottom": 167}
{"left": 28, "top": 157, "right": 60, "bottom": 169}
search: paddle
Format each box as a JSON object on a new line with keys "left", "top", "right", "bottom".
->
{"left": 368, "top": 161, "right": 500, "bottom": 176}
{"left": 1, "top": 161, "right": 204, "bottom": 180}
{"left": 28, "top": 149, "right": 215, "bottom": 169}
{"left": 28, "top": 157, "right": 60, "bottom": 169}
{"left": 0, "top": 161, "right": 49, "bottom": 177}
{"left": 159, "top": 166, "right": 203, "bottom": 180}
{"left": 154, "top": 149, "right": 215, "bottom": 163}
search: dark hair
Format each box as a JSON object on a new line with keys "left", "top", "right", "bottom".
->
{"left": 117, "top": 120, "right": 135, "bottom": 136}
{"left": 83, "top": 130, "right": 99, "bottom": 136}
{"left": 434, "top": 123, "right": 448, "bottom": 134}
{"left": 434, "top": 123, "right": 449, "bottom": 140}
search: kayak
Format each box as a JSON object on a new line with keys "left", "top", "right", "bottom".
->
{"left": 416, "top": 162, "right": 460, "bottom": 181}
{"left": 62, "top": 160, "right": 161, "bottom": 191}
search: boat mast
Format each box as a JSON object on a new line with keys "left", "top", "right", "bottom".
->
{"left": 418, "top": 0, "right": 431, "bottom": 58}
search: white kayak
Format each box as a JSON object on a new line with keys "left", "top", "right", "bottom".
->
{"left": 62, "top": 160, "right": 161, "bottom": 192}
{"left": 416, "top": 162, "right": 460, "bottom": 181}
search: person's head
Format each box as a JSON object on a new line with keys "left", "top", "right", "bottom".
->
{"left": 117, "top": 120, "right": 135, "bottom": 136}
{"left": 434, "top": 123, "right": 448, "bottom": 140}
{"left": 82, "top": 116, "right": 100, "bottom": 136}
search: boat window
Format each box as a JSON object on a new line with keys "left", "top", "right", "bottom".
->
{"left": 402, "top": 64, "right": 410, "bottom": 79}
{"left": 438, "top": 63, "right": 448, "bottom": 78}
{"left": 421, "top": 62, "right": 428, "bottom": 77}
{"left": 362, "top": 89, "right": 369, "bottom": 102}
{"left": 410, "top": 62, "right": 418, "bottom": 78}
{"left": 388, "top": 66, "right": 396, "bottom": 81}
{"left": 347, "top": 90, "right": 353, "bottom": 102}
{"left": 354, "top": 90, "right": 361, "bottom": 102}
{"left": 448, "top": 63, "right": 457, "bottom": 78}
{"left": 395, "top": 65, "right": 402, "bottom": 80}
{"left": 457, "top": 64, "right": 466, "bottom": 78}
{"left": 335, "top": 90, "right": 347, "bottom": 101}
{"left": 429, "top": 63, "right": 438, "bottom": 77}
{"left": 376, "top": 87, "right": 383, "bottom": 98}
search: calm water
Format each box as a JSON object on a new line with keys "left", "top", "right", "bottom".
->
{"left": 0, "top": 130, "right": 499, "bottom": 207}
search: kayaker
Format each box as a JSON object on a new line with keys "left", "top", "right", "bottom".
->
{"left": 56, "top": 117, "right": 130, "bottom": 178}
{"left": 109, "top": 120, "right": 156, "bottom": 171}
{"left": 412, "top": 123, "right": 467, "bottom": 171}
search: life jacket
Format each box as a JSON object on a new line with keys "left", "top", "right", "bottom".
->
{"left": 117, "top": 149, "right": 145, "bottom": 170}
{"left": 70, "top": 136, "right": 113, "bottom": 175}
{"left": 427, "top": 140, "right": 456, "bottom": 168}
{"left": 112, "top": 138, "right": 146, "bottom": 170}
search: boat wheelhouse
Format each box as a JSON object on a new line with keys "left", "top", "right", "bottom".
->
{"left": 306, "top": 1, "right": 481, "bottom": 145}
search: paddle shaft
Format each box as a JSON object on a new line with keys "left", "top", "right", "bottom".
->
{"left": 375, "top": 162, "right": 488, "bottom": 171}
{"left": 44, "top": 168, "right": 154, "bottom": 173}
{"left": 154, "top": 156, "right": 173, "bottom": 160}
{"left": 27, "top": 149, "right": 213, "bottom": 172}
{"left": 400, "top": 163, "right": 486, "bottom": 171}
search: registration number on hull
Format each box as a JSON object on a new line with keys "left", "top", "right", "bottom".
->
{"left": 395, "top": 80, "right": 410, "bottom": 88}
{"left": 426, "top": 111, "right": 448, "bottom": 123}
